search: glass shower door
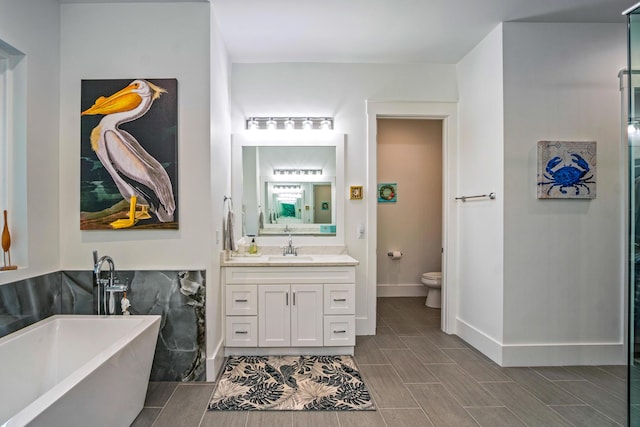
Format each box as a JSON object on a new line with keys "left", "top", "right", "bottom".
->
{"left": 628, "top": 6, "right": 640, "bottom": 426}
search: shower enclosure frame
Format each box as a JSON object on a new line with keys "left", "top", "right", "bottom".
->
{"left": 625, "top": 3, "right": 640, "bottom": 425}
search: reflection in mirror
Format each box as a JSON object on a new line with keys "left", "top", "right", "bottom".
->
{"left": 242, "top": 146, "right": 336, "bottom": 236}
{"left": 232, "top": 132, "right": 344, "bottom": 243}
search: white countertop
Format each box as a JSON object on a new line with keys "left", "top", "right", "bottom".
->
{"left": 222, "top": 253, "right": 359, "bottom": 267}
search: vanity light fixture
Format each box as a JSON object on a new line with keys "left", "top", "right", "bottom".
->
{"left": 273, "top": 168, "right": 323, "bottom": 176}
{"left": 630, "top": 121, "right": 640, "bottom": 135}
{"left": 245, "top": 117, "right": 333, "bottom": 130}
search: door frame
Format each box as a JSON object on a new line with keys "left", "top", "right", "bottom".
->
{"left": 366, "top": 101, "right": 458, "bottom": 334}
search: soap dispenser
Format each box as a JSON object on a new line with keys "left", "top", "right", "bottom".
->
{"left": 249, "top": 238, "right": 258, "bottom": 254}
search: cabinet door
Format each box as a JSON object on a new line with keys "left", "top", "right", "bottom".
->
{"left": 258, "top": 284, "right": 290, "bottom": 347}
{"left": 290, "top": 284, "right": 323, "bottom": 347}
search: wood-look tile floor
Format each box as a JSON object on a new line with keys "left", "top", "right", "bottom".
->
{"left": 131, "top": 297, "right": 627, "bottom": 427}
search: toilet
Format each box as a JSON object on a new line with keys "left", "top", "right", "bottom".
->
{"left": 421, "top": 272, "right": 442, "bottom": 308}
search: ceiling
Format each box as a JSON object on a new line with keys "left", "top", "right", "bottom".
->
{"left": 59, "top": 0, "right": 639, "bottom": 63}
{"left": 211, "top": 0, "right": 638, "bottom": 64}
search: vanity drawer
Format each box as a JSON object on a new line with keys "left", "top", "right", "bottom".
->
{"left": 324, "top": 284, "right": 355, "bottom": 315}
{"left": 323, "top": 315, "right": 355, "bottom": 346}
{"left": 226, "top": 316, "right": 258, "bottom": 347}
{"left": 226, "top": 285, "right": 257, "bottom": 315}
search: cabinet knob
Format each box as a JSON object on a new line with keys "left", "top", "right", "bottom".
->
{"left": 334, "top": 330, "right": 347, "bottom": 334}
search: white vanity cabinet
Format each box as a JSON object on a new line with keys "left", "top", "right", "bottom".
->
{"left": 223, "top": 263, "right": 356, "bottom": 356}
{"left": 258, "top": 284, "right": 323, "bottom": 347}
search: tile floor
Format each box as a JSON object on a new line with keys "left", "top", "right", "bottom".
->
{"left": 131, "top": 297, "right": 627, "bottom": 427}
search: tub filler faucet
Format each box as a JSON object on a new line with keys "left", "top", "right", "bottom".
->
{"left": 93, "top": 250, "right": 128, "bottom": 315}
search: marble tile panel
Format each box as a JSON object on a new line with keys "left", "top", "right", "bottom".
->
{"left": 0, "top": 272, "right": 60, "bottom": 337}
{"left": 1, "top": 269, "right": 206, "bottom": 382}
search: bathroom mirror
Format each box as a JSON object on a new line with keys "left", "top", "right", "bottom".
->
{"left": 232, "top": 132, "right": 345, "bottom": 244}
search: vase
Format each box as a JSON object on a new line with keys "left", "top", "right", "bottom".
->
{"left": 1, "top": 210, "right": 10, "bottom": 253}
{"left": 1, "top": 209, "right": 16, "bottom": 270}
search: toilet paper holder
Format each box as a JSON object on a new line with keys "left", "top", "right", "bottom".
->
{"left": 387, "top": 251, "right": 402, "bottom": 259}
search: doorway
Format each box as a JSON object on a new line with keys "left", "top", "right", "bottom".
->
{"left": 313, "top": 184, "right": 332, "bottom": 224}
{"left": 376, "top": 118, "right": 443, "bottom": 300}
{"left": 365, "top": 101, "right": 458, "bottom": 335}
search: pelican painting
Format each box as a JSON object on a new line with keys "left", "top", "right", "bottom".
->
{"left": 80, "top": 79, "right": 178, "bottom": 230}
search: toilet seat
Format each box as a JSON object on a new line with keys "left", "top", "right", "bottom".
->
{"left": 421, "top": 272, "right": 442, "bottom": 285}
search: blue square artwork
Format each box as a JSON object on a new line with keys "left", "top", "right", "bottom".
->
{"left": 378, "top": 183, "right": 397, "bottom": 203}
{"left": 537, "top": 141, "right": 596, "bottom": 199}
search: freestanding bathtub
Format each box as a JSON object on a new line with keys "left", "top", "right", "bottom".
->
{"left": 0, "top": 315, "right": 161, "bottom": 427}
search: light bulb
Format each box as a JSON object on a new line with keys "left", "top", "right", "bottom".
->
{"left": 284, "top": 118, "right": 295, "bottom": 130}
{"left": 302, "top": 118, "right": 313, "bottom": 131}
{"left": 248, "top": 118, "right": 259, "bottom": 130}
{"left": 266, "top": 118, "right": 277, "bottom": 130}
{"left": 320, "top": 118, "right": 332, "bottom": 130}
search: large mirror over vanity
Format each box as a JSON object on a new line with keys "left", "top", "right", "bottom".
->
{"left": 231, "top": 132, "right": 345, "bottom": 244}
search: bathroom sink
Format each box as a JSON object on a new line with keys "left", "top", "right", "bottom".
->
{"left": 267, "top": 255, "right": 314, "bottom": 262}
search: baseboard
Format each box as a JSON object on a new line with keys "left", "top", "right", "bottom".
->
{"left": 377, "top": 283, "right": 427, "bottom": 297}
{"left": 206, "top": 338, "right": 225, "bottom": 382}
{"left": 356, "top": 316, "right": 375, "bottom": 336}
{"left": 455, "top": 318, "right": 504, "bottom": 365}
{"left": 456, "top": 317, "right": 625, "bottom": 367}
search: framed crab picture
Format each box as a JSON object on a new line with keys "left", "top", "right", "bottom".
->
{"left": 537, "top": 141, "right": 596, "bottom": 199}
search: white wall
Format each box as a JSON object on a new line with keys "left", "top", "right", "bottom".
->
{"left": 59, "top": 2, "right": 211, "bottom": 269}
{"left": 0, "top": 0, "right": 60, "bottom": 285}
{"left": 231, "top": 63, "right": 457, "bottom": 333}
{"left": 502, "top": 23, "right": 626, "bottom": 365}
{"left": 58, "top": 2, "right": 229, "bottom": 379}
{"left": 455, "top": 24, "right": 505, "bottom": 361}
{"left": 208, "top": 6, "right": 232, "bottom": 380}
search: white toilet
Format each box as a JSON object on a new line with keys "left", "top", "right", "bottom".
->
{"left": 421, "top": 272, "right": 442, "bottom": 308}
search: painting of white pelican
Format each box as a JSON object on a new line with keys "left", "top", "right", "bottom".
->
{"left": 80, "top": 79, "right": 178, "bottom": 230}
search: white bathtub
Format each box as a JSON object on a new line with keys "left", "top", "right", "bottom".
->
{"left": 0, "top": 315, "right": 161, "bottom": 427}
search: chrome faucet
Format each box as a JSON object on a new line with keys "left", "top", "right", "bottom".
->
{"left": 282, "top": 233, "right": 297, "bottom": 256}
{"left": 93, "top": 251, "right": 127, "bottom": 315}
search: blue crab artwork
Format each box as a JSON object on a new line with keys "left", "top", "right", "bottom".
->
{"left": 537, "top": 153, "right": 595, "bottom": 196}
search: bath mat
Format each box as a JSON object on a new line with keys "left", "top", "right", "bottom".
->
{"left": 208, "top": 355, "right": 375, "bottom": 411}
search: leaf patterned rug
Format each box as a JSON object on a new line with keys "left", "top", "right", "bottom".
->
{"left": 208, "top": 355, "right": 375, "bottom": 411}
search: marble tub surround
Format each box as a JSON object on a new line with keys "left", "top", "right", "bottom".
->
{"left": 0, "top": 272, "right": 66, "bottom": 337}
{"left": 64, "top": 270, "right": 206, "bottom": 381}
{"left": 0, "top": 269, "right": 206, "bottom": 382}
